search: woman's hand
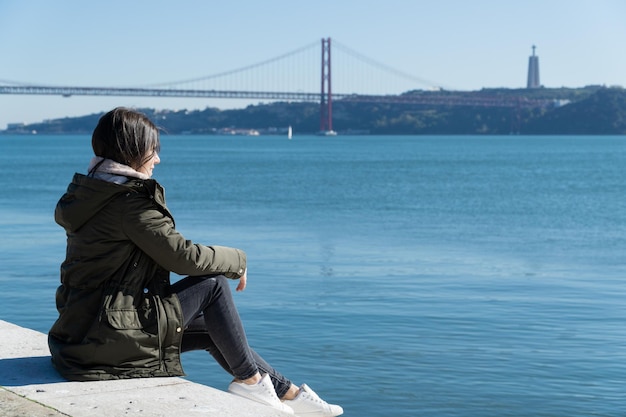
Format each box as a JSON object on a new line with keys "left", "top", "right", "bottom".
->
{"left": 236, "top": 268, "right": 247, "bottom": 292}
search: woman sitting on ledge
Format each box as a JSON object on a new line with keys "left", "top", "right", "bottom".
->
{"left": 48, "top": 107, "right": 343, "bottom": 417}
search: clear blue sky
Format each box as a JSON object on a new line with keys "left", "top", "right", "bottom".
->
{"left": 1, "top": 0, "right": 625, "bottom": 129}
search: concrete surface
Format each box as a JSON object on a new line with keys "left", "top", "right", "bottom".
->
{"left": 0, "top": 320, "right": 291, "bottom": 416}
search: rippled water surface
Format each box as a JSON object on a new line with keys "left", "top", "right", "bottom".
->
{"left": 1, "top": 134, "right": 625, "bottom": 416}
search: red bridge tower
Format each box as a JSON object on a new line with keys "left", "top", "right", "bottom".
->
{"left": 319, "top": 38, "right": 336, "bottom": 135}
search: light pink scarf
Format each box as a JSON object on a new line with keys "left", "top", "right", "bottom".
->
{"left": 88, "top": 156, "right": 150, "bottom": 184}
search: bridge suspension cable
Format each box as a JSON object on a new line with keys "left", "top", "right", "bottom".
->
{"left": 143, "top": 40, "right": 320, "bottom": 89}
{"left": 332, "top": 40, "right": 444, "bottom": 91}
{"left": 0, "top": 38, "right": 445, "bottom": 96}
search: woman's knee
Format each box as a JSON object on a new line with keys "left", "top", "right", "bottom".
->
{"left": 210, "top": 274, "right": 232, "bottom": 293}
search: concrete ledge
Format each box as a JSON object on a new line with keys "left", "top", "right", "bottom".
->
{"left": 0, "top": 320, "right": 290, "bottom": 417}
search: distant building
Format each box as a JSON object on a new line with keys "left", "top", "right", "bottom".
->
{"left": 527, "top": 45, "right": 541, "bottom": 89}
{"left": 7, "top": 122, "right": 26, "bottom": 130}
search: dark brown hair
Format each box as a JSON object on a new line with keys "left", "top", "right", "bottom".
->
{"left": 91, "top": 107, "right": 160, "bottom": 169}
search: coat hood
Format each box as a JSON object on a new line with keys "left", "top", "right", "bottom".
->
{"left": 55, "top": 173, "right": 139, "bottom": 232}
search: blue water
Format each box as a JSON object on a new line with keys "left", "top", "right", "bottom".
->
{"left": 1, "top": 134, "right": 625, "bottom": 416}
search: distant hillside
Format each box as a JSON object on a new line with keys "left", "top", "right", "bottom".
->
{"left": 3, "top": 86, "right": 625, "bottom": 135}
{"left": 523, "top": 87, "right": 626, "bottom": 134}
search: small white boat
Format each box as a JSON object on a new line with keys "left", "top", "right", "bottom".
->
{"left": 288, "top": 125, "right": 293, "bottom": 140}
{"left": 317, "top": 130, "right": 337, "bottom": 136}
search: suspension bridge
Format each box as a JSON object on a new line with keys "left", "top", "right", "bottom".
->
{"left": 0, "top": 38, "right": 552, "bottom": 134}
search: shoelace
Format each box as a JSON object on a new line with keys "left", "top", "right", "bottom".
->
{"left": 260, "top": 383, "right": 281, "bottom": 403}
{"left": 301, "top": 391, "right": 327, "bottom": 406}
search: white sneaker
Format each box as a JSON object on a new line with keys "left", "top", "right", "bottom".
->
{"left": 228, "top": 373, "right": 294, "bottom": 415}
{"left": 284, "top": 384, "right": 343, "bottom": 417}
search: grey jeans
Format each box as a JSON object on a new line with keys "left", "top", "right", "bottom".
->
{"left": 171, "top": 274, "right": 292, "bottom": 398}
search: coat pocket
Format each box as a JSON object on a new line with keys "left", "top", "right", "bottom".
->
{"left": 96, "top": 305, "right": 161, "bottom": 369}
{"left": 104, "top": 309, "right": 143, "bottom": 330}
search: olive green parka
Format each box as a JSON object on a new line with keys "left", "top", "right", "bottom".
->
{"left": 49, "top": 173, "right": 246, "bottom": 381}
